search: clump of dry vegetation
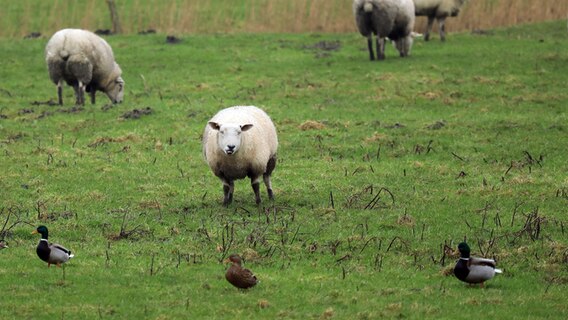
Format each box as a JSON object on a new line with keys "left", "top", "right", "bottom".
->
{"left": 1, "top": 0, "right": 566, "bottom": 37}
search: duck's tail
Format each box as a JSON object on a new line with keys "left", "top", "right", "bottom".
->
{"left": 69, "top": 253, "right": 75, "bottom": 259}
{"left": 494, "top": 268, "right": 503, "bottom": 274}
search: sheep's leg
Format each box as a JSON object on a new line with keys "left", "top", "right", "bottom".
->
{"left": 397, "top": 40, "right": 405, "bottom": 57}
{"left": 48, "top": 61, "right": 64, "bottom": 105}
{"left": 222, "top": 180, "right": 234, "bottom": 206}
{"left": 264, "top": 156, "right": 277, "bottom": 201}
{"left": 366, "top": 35, "right": 375, "bottom": 61}
{"left": 67, "top": 56, "right": 92, "bottom": 106}
{"left": 89, "top": 87, "right": 96, "bottom": 105}
{"left": 57, "top": 80, "right": 63, "bottom": 105}
{"left": 425, "top": 16, "right": 435, "bottom": 41}
{"left": 377, "top": 37, "right": 386, "bottom": 60}
{"left": 398, "top": 37, "right": 410, "bottom": 57}
{"left": 250, "top": 176, "right": 262, "bottom": 205}
{"left": 73, "top": 82, "right": 84, "bottom": 106}
{"left": 263, "top": 175, "right": 274, "bottom": 201}
{"left": 72, "top": 81, "right": 88, "bottom": 106}
{"left": 439, "top": 17, "right": 447, "bottom": 42}
{"left": 79, "top": 81, "right": 86, "bottom": 105}
{"left": 77, "top": 81, "right": 85, "bottom": 106}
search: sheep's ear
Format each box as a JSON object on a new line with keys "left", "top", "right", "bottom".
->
{"left": 208, "top": 122, "right": 221, "bottom": 131}
{"left": 116, "top": 77, "right": 124, "bottom": 84}
{"left": 241, "top": 124, "right": 253, "bottom": 131}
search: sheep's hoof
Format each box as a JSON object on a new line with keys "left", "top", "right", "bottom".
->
{"left": 223, "top": 196, "right": 233, "bottom": 206}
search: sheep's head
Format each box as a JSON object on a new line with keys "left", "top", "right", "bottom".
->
{"left": 105, "top": 76, "right": 124, "bottom": 104}
{"left": 208, "top": 122, "right": 253, "bottom": 155}
{"left": 104, "top": 63, "right": 124, "bottom": 104}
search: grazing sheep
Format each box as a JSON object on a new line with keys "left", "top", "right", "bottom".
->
{"left": 413, "top": 0, "right": 468, "bottom": 41}
{"left": 203, "top": 106, "right": 278, "bottom": 206}
{"left": 45, "top": 28, "right": 124, "bottom": 106}
{"left": 353, "top": 0, "right": 415, "bottom": 61}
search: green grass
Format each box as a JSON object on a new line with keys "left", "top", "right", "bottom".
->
{"left": 0, "top": 21, "right": 567, "bottom": 319}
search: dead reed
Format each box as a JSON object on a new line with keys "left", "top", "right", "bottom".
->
{"left": 0, "top": 0, "right": 566, "bottom": 37}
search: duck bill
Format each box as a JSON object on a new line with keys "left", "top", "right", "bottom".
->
{"left": 31, "top": 230, "right": 39, "bottom": 235}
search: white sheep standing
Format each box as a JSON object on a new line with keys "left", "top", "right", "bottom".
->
{"left": 203, "top": 106, "right": 278, "bottom": 206}
{"left": 413, "top": 0, "right": 468, "bottom": 41}
{"left": 45, "top": 28, "right": 124, "bottom": 106}
{"left": 353, "top": 0, "right": 415, "bottom": 61}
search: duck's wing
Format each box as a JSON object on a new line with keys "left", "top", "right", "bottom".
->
{"left": 240, "top": 267, "right": 258, "bottom": 287}
{"left": 242, "top": 268, "right": 257, "bottom": 280}
{"left": 469, "top": 256, "right": 497, "bottom": 269}
{"left": 49, "top": 243, "right": 74, "bottom": 262}
{"left": 465, "top": 264, "right": 497, "bottom": 283}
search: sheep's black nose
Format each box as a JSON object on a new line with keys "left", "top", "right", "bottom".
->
{"left": 227, "top": 145, "right": 235, "bottom": 151}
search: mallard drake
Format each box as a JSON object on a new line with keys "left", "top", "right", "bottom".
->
{"left": 225, "top": 254, "right": 258, "bottom": 289}
{"left": 454, "top": 242, "right": 502, "bottom": 287}
{"left": 0, "top": 240, "right": 7, "bottom": 250}
{"left": 31, "top": 225, "right": 74, "bottom": 267}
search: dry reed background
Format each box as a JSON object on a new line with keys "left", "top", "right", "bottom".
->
{"left": 0, "top": 0, "right": 566, "bottom": 37}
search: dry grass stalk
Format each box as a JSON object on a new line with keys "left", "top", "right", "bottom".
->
{"left": 2, "top": 0, "right": 567, "bottom": 37}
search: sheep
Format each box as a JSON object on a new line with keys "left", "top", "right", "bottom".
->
{"left": 203, "top": 106, "right": 278, "bottom": 206}
{"left": 353, "top": 0, "right": 415, "bottom": 61}
{"left": 45, "top": 28, "right": 124, "bottom": 106}
{"left": 413, "top": 0, "right": 468, "bottom": 41}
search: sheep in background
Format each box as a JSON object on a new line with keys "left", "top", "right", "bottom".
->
{"left": 353, "top": 0, "right": 415, "bottom": 61}
{"left": 45, "top": 29, "right": 124, "bottom": 105}
{"left": 413, "top": 0, "right": 468, "bottom": 41}
{"left": 203, "top": 106, "right": 278, "bottom": 206}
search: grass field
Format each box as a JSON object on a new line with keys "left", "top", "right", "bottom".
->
{"left": 0, "top": 20, "right": 567, "bottom": 319}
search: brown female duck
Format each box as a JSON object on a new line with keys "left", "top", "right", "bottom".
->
{"left": 225, "top": 254, "right": 258, "bottom": 289}
{"left": 32, "top": 225, "right": 74, "bottom": 267}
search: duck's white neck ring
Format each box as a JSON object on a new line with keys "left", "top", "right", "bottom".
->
{"left": 460, "top": 257, "right": 469, "bottom": 261}
{"left": 40, "top": 239, "right": 48, "bottom": 242}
